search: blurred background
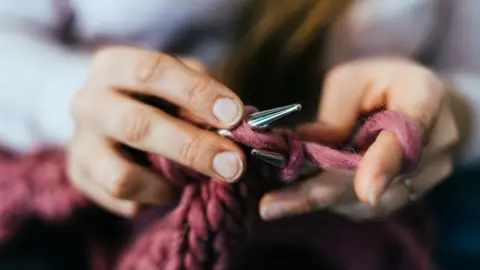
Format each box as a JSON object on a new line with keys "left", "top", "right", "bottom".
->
{"left": 0, "top": 0, "right": 479, "bottom": 269}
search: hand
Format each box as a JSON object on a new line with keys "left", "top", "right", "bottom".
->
{"left": 67, "top": 47, "right": 246, "bottom": 217}
{"left": 259, "top": 57, "right": 459, "bottom": 221}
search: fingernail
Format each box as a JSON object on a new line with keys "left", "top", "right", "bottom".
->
{"left": 213, "top": 98, "right": 242, "bottom": 126}
{"left": 368, "top": 175, "right": 388, "bottom": 206}
{"left": 260, "top": 203, "right": 285, "bottom": 220}
{"left": 213, "top": 152, "right": 243, "bottom": 182}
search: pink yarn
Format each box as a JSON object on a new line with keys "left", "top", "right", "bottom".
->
{"left": 0, "top": 107, "right": 425, "bottom": 270}
{"left": 118, "top": 107, "right": 423, "bottom": 269}
{"left": 0, "top": 150, "right": 87, "bottom": 242}
{"left": 230, "top": 107, "right": 421, "bottom": 180}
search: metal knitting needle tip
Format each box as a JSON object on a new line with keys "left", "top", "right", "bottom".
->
{"left": 250, "top": 149, "right": 286, "bottom": 168}
{"left": 247, "top": 103, "right": 302, "bottom": 130}
{"left": 251, "top": 148, "right": 319, "bottom": 175}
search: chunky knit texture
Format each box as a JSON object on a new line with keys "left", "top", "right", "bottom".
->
{"left": 0, "top": 107, "right": 427, "bottom": 270}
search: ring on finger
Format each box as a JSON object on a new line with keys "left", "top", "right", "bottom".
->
{"left": 403, "top": 177, "right": 418, "bottom": 202}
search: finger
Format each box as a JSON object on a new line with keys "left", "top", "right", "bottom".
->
{"left": 354, "top": 130, "right": 403, "bottom": 205}
{"left": 92, "top": 47, "right": 243, "bottom": 128}
{"left": 177, "top": 58, "right": 209, "bottom": 126}
{"left": 72, "top": 178, "right": 141, "bottom": 218}
{"left": 86, "top": 137, "right": 176, "bottom": 204}
{"left": 403, "top": 155, "right": 453, "bottom": 196}
{"left": 85, "top": 91, "right": 245, "bottom": 182}
{"left": 354, "top": 92, "right": 451, "bottom": 205}
{"left": 330, "top": 179, "right": 408, "bottom": 221}
{"left": 423, "top": 104, "right": 459, "bottom": 159}
{"left": 386, "top": 67, "right": 445, "bottom": 142}
{"left": 331, "top": 202, "right": 379, "bottom": 221}
{"left": 259, "top": 170, "right": 355, "bottom": 220}
{"left": 333, "top": 155, "right": 453, "bottom": 221}
{"left": 178, "top": 57, "right": 208, "bottom": 73}
{"left": 309, "top": 64, "right": 367, "bottom": 143}
{"left": 67, "top": 139, "right": 140, "bottom": 217}
{"left": 379, "top": 154, "right": 453, "bottom": 211}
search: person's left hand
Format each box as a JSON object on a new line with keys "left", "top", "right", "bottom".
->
{"left": 259, "top": 57, "right": 459, "bottom": 221}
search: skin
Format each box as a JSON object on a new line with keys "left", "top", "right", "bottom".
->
{"left": 68, "top": 47, "right": 246, "bottom": 217}
{"left": 259, "top": 57, "right": 460, "bottom": 221}
{"left": 68, "top": 49, "right": 459, "bottom": 221}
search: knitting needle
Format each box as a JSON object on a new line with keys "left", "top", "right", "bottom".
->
{"left": 250, "top": 148, "right": 318, "bottom": 174}
{"left": 216, "top": 103, "right": 309, "bottom": 172}
{"left": 247, "top": 103, "right": 302, "bottom": 130}
{"left": 216, "top": 103, "right": 303, "bottom": 137}
{"left": 250, "top": 149, "right": 287, "bottom": 168}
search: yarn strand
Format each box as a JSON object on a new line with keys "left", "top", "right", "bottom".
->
{"left": 119, "top": 107, "right": 423, "bottom": 269}
{"left": 0, "top": 107, "right": 423, "bottom": 270}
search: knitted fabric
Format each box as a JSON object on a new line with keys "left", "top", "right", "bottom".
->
{"left": 0, "top": 107, "right": 427, "bottom": 270}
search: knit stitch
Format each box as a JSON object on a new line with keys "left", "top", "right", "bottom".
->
{"left": 0, "top": 107, "right": 424, "bottom": 270}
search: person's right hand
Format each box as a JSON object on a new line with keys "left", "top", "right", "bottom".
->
{"left": 67, "top": 47, "right": 246, "bottom": 217}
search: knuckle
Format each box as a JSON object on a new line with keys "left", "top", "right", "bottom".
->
{"left": 108, "top": 169, "right": 135, "bottom": 199}
{"left": 305, "top": 182, "right": 346, "bottom": 208}
{"left": 181, "top": 57, "right": 206, "bottom": 73}
{"left": 135, "top": 52, "right": 174, "bottom": 85}
{"left": 185, "top": 77, "right": 213, "bottom": 110}
{"left": 97, "top": 163, "right": 137, "bottom": 199}
{"left": 120, "top": 107, "right": 152, "bottom": 143}
{"left": 181, "top": 134, "right": 205, "bottom": 167}
{"left": 304, "top": 191, "right": 329, "bottom": 212}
